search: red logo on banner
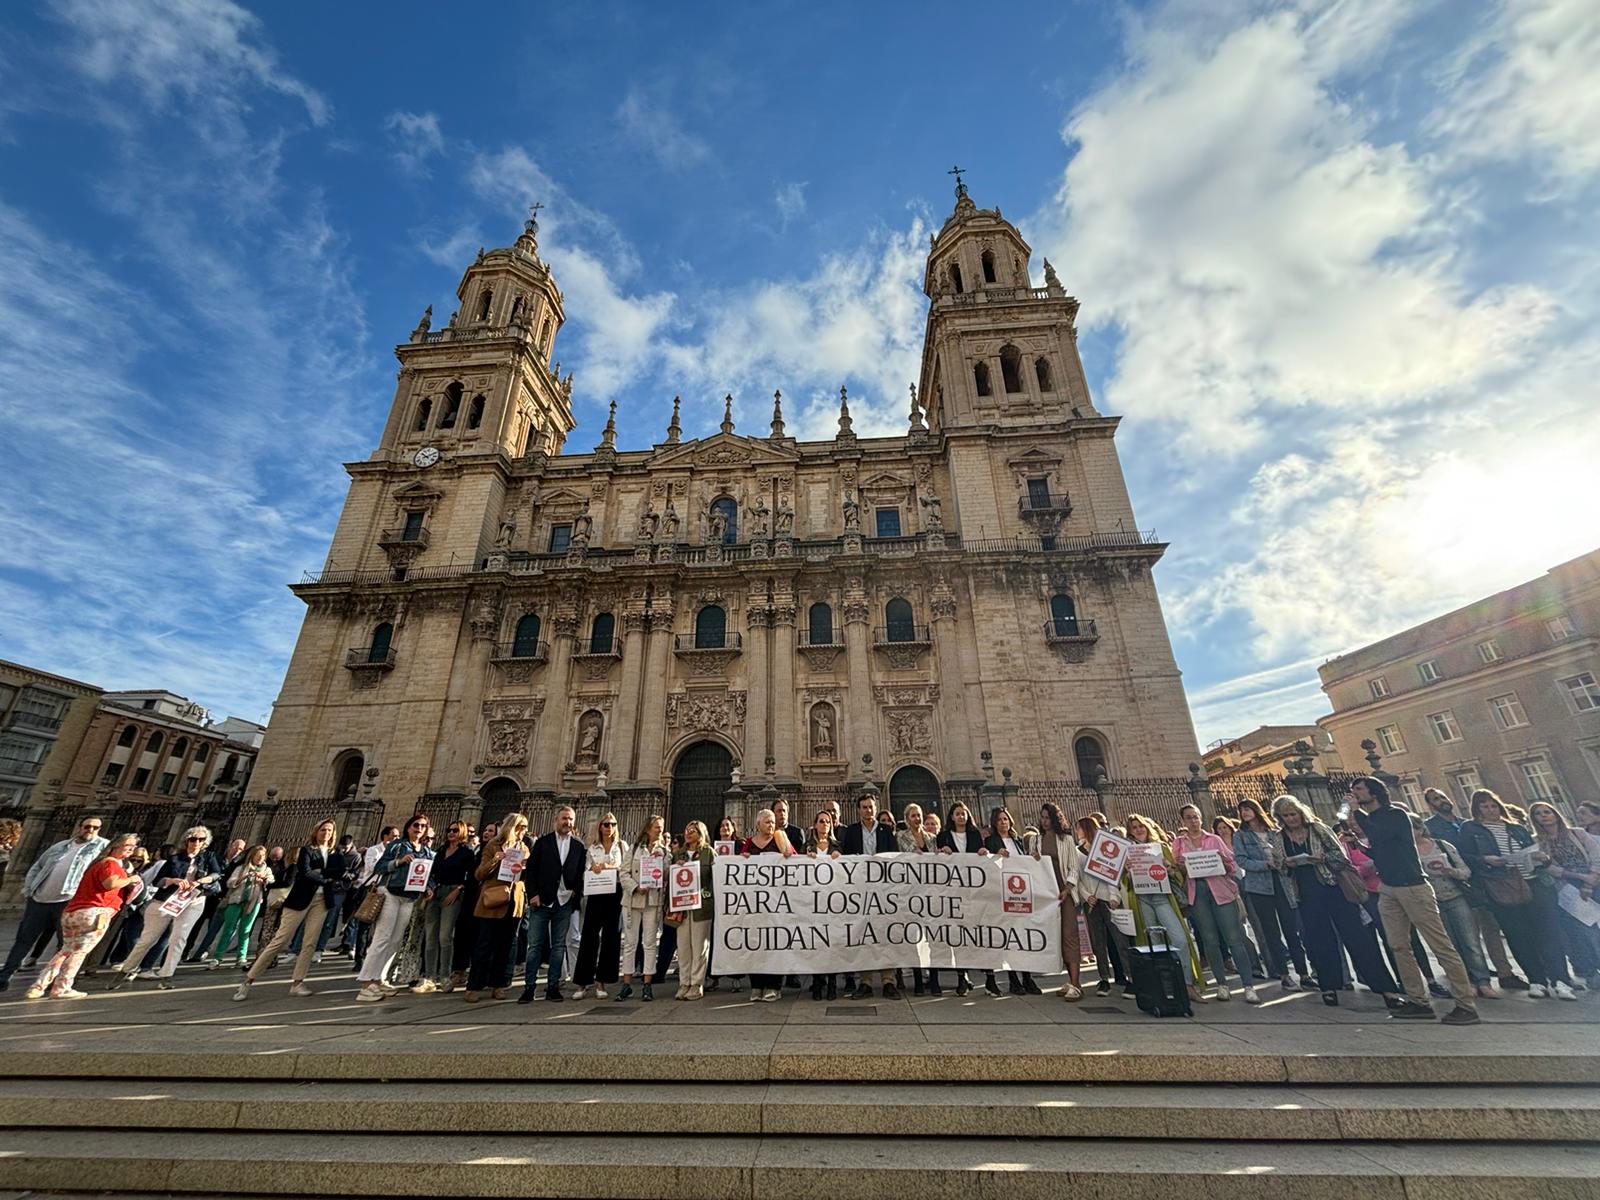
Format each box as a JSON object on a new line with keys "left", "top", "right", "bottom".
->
{"left": 1006, "top": 874, "right": 1027, "bottom": 894}
{"left": 1148, "top": 862, "right": 1168, "bottom": 882}
{"left": 675, "top": 867, "right": 694, "bottom": 887}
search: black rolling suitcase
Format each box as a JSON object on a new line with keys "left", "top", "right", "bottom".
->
{"left": 1129, "top": 926, "right": 1192, "bottom": 1017}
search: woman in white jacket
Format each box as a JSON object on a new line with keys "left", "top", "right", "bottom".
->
{"left": 1039, "top": 802, "right": 1087, "bottom": 1000}
{"left": 616, "top": 814, "right": 667, "bottom": 1002}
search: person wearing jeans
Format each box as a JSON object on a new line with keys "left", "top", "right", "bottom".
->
{"left": 1121, "top": 813, "right": 1208, "bottom": 1004}
{"left": 517, "top": 804, "right": 584, "bottom": 1003}
{"left": 1233, "top": 799, "right": 1309, "bottom": 989}
{"left": 414, "top": 821, "right": 474, "bottom": 993}
{"left": 1413, "top": 817, "right": 1494, "bottom": 996}
{"left": 1174, "top": 804, "right": 1259, "bottom": 1003}
{"left": 0, "top": 815, "right": 107, "bottom": 991}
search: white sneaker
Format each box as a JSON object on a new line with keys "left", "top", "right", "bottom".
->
{"left": 1552, "top": 981, "right": 1577, "bottom": 1001}
{"left": 764, "top": 989, "right": 781, "bottom": 1002}
{"left": 289, "top": 983, "right": 314, "bottom": 997}
{"left": 1527, "top": 983, "right": 1549, "bottom": 998}
{"left": 409, "top": 979, "right": 436, "bottom": 994}
{"left": 572, "top": 987, "right": 588, "bottom": 1000}
{"left": 1569, "top": 977, "right": 1589, "bottom": 993}
{"left": 312, "top": 951, "right": 323, "bottom": 964}
{"left": 205, "top": 959, "right": 224, "bottom": 972}
{"left": 1244, "top": 987, "right": 1261, "bottom": 1004}
{"left": 378, "top": 982, "right": 400, "bottom": 995}
{"left": 594, "top": 985, "right": 608, "bottom": 998}
{"left": 355, "top": 986, "right": 385, "bottom": 1003}
{"left": 56, "top": 988, "right": 88, "bottom": 1000}
{"left": 232, "top": 983, "right": 251, "bottom": 1002}
{"left": 1215, "top": 987, "right": 1233, "bottom": 1002}
{"left": 23, "top": 986, "right": 45, "bottom": 1000}
{"left": 1283, "top": 971, "right": 1299, "bottom": 990}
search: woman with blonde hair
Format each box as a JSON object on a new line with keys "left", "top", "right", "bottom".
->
{"left": 1460, "top": 790, "right": 1569, "bottom": 999}
{"left": 1120, "top": 812, "right": 1207, "bottom": 1003}
{"left": 28, "top": 833, "right": 141, "bottom": 999}
{"left": 466, "top": 814, "right": 532, "bottom": 1001}
{"left": 108, "top": 825, "right": 222, "bottom": 990}
{"left": 234, "top": 819, "right": 341, "bottom": 1001}
{"left": 896, "top": 804, "right": 941, "bottom": 995}
{"left": 206, "top": 845, "right": 273, "bottom": 970}
{"left": 1529, "top": 801, "right": 1598, "bottom": 991}
{"left": 572, "top": 812, "right": 627, "bottom": 1000}
{"left": 742, "top": 808, "right": 792, "bottom": 1001}
{"left": 617, "top": 813, "right": 668, "bottom": 1002}
{"left": 672, "top": 820, "right": 715, "bottom": 1000}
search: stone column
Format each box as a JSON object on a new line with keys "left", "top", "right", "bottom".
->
{"left": 1284, "top": 741, "right": 1336, "bottom": 822}
{"left": 1186, "top": 763, "right": 1215, "bottom": 823}
{"left": 633, "top": 610, "right": 675, "bottom": 787}
{"left": 247, "top": 789, "right": 281, "bottom": 847}
{"left": 770, "top": 601, "right": 798, "bottom": 780}
{"left": 928, "top": 585, "right": 976, "bottom": 781}
{"left": 842, "top": 593, "right": 876, "bottom": 773}
{"left": 337, "top": 793, "right": 384, "bottom": 847}
{"left": 609, "top": 611, "right": 650, "bottom": 781}
{"left": 531, "top": 616, "right": 579, "bottom": 787}
{"left": 744, "top": 607, "right": 770, "bottom": 774}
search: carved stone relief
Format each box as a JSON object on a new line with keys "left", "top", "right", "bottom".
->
{"left": 884, "top": 709, "right": 933, "bottom": 757}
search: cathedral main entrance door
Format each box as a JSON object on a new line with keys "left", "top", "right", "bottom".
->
{"left": 887, "top": 764, "right": 940, "bottom": 820}
{"left": 670, "top": 741, "right": 734, "bottom": 835}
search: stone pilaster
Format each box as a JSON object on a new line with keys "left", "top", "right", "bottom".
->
{"left": 744, "top": 607, "right": 770, "bottom": 774}
{"left": 633, "top": 610, "right": 675, "bottom": 786}
{"left": 842, "top": 590, "right": 876, "bottom": 773}
{"left": 531, "top": 616, "right": 578, "bottom": 786}
{"left": 770, "top": 601, "right": 798, "bottom": 779}
{"left": 928, "top": 584, "right": 976, "bottom": 781}
{"left": 609, "top": 610, "right": 650, "bottom": 781}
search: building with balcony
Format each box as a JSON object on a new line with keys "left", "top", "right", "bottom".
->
{"left": 0, "top": 661, "right": 103, "bottom": 810}
{"left": 249, "top": 182, "right": 1199, "bottom": 831}
{"left": 1317, "top": 549, "right": 1600, "bottom": 812}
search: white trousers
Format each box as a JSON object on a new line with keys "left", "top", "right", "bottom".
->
{"left": 359, "top": 894, "right": 417, "bottom": 985}
{"left": 620, "top": 904, "right": 662, "bottom": 980}
{"left": 116, "top": 898, "right": 209, "bottom": 979}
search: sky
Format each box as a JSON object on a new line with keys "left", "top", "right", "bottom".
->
{"left": 1, "top": 0, "right": 1597, "bottom": 752}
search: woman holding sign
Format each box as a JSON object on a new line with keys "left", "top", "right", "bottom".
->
{"left": 1121, "top": 814, "right": 1207, "bottom": 1003}
{"left": 107, "top": 826, "right": 222, "bottom": 991}
{"left": 1175, "top": 805, "right": 1259, "bottom": 1003}
{"left": 896, "top": 805, "right": 943, "bottom": 996}
{"left": 465, "top": 815, "right": 532, "bottom": 1001}
{"left": 572, "top": 812, "right": 626, "bottom": 1000}
{"left": 742, "top": 809, "right": 793, "bottom": 1001}
{"left": 617, "top": 814, "right": 668, "bottom": 1002}
{"left": 355, "top": 815, "right": 435, "bottom": 1003}
{"left": 1459, "top": 790, "right": 1568, "bottom": 999}
{"left": 671, "top": 820, "right": 715, "bottom": 999}
{"left": 985, "top": 808, "right": 1043, "bottom": 996}
{"left": 936, "top": 801, "right": 988, "bottom": 996}
{"left": 805, "top": 810, "right": 842, "bottom": 1000}
{"left": 1076, "top": 814, "right": 1133, "bottom": 997}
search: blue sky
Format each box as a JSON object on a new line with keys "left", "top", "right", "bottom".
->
{"left": 1, "top": 0, "right": 1597, "bottom": 751}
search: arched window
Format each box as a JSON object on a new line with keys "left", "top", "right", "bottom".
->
{"left": 170, "top": 737, "right": 188, "bottom": 759}
{"left": 467, "top": 394, "right": 485, "bottom": 430}
{"left": 1074, "top": 735, "right": 1108, "bottom": 787}
{"left": 369, "top": 621, "right": 394, "bottom": 663}
{"left": 1000, "top": 344, "right": 1024, "bottom": 393}
{"left": 477, "top": 288, "right": 493, "bottom": 322}
{"left": 439, "top": 382, "right": 462, "bottom": 429}
{"left": 981, "top": 249, "right": 997, "bottom": 284}
{"left": 509, "top": 294, "right": 525, "bottom": 324}
{"left": 694, "top": 605, "right": 726, "bottom": 650}
{"left": 710, "top": 496, "right": 738, "bottom": 544}
{"left": 808, "top": 602, "right": 834, "bottom": 645}
{"left": 539, "top": 317, "right": 553, "bottom": 348}
{"left": 413, "top": 397, "right": 432, "bottom": 431}
{"left": 589, "top": 612, "right": 615, "bottom": 655}
{"left": 333, "top": 751, "right": 364, "bottom": 800}
{"left": 193, "top": 743, "right": 209, "bottom": 763}
{"left": 974, "top": 361, "right": 992, "bottom": 397}
{"left": 117, "top": 725, "right": 137, "bottom": 748}
{"left": 1035, "top": 357, "right": 1054, "bottom": 392}
{"left": 512, "top": 613, "right": 541, "bottom": 658}
{"left": 885, "top": 597, "right": 916, "bottom": 642}
{"left": 145, "top": 731, "right": 164, "bottom": 754}
{"left": 1050, "top": 594, "right": 1079, "bottom": 637}
{"left": 949, "top": 263, "right": 964, "bottom": 293}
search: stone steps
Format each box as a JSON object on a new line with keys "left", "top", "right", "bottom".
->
{"left": 1, "top": 1130, "right": 1598, "bottom": 1199}
{"left": 1, "top": 1077, "right": 1597, "bottom": 1142}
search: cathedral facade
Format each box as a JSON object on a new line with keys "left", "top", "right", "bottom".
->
{"left": 249, "top": 184, "right": 1199, "bottom": 831}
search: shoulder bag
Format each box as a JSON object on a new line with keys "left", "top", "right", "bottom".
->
{"left": 352, "top": 886, "right": 386, "bottom": 924}
{"left": 1483, "top": 871, "right": 1531, "bottom": 906}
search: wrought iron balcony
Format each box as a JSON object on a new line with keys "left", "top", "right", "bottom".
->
{"left": 1019, "top": 493, "right": 1072, "bottom": 517}
{"left": 0, "top": 755, "right": 43, "bottom": 779}
{"left": 797, "top": 630, "right": 845, "bottom": 649}
{"left": 490, "top": 640, "right": 550, "bottom": 664}
{"left": 572, "top": 638, "right": 624, "bottom": 661}
{"left": 873, "top": 624, "right": 933, "bottom": 647}
{"left": 673, "top": 631, "right": 743, "bottom": 653}
{"left": 1043, "top": 618, "right": 1099, "bottom": 643}
{"left": 345, "top": 646, "right": 397, "bottom": 670}
{"left": 378, "top": 526, "right": 430, "bottom": 549}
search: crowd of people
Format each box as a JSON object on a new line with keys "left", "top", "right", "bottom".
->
{"left": 1, "top": 782, "right": 1596, "bottom": 1023}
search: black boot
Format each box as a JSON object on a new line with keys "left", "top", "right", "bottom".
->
{"left": 984, "top": 972, "right": 1002, "bottom": 997}
{"left": 826, "top": 978, "right": 837, "bottom": 1001}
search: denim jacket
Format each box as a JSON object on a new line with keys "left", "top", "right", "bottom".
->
{"left": 1233, "top": 828, "right": 1280, "bottom": 897}
{"left": 371, "top": 838, "right": 434, "bottom": 897}
{"left": 23, "top": 836, "right": 109, "bottom": 902}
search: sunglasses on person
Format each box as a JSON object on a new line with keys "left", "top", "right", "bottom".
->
{"left": 185, "top": 836, "right": 205, "bottom": 842}
{"left": 600, "top": 821, "right": 616, "bottom": 828}
{"left": 409, "top": 821, "right": 430, "bottom": 831}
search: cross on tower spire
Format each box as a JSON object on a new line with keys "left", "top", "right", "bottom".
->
{"left": 947, "top": 164, "right": 968, "bottom": 200}
{"left": 525, "top": 201, "right": 545, "bottom": 236}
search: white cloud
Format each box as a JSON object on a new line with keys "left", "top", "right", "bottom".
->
{"left": 384, "top": 109, "right": 445, "bottom": 174}
{"left": 774, "top": 181, "right": 808, "bottom": 229}
{"left": 615, "top": 86, "right": 712, "bottom": 170}
{"left": 1032, "top": 9, "right": 1555, "bottom": 452}
{"left": 1431, "top": 0, "right": 1600, "bottom": 186}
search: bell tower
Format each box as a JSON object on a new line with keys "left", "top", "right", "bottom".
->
{"left": 916, "top": 171, "right": 1096, "bottom": 432}
{"left": 376, "top": 207, "right": 577, "bottom": 463}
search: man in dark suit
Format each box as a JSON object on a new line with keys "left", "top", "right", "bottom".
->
{"left": 772, "top": 797, "right": 805, "bottom": 854}
{"left": 518, "top": 804, "right": 585, "bottom": 1003}
{"left": 841, "top": 792, "right": 899, "bottom": 1000}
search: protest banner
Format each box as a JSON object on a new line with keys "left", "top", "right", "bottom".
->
{"left": 1084, "top": 829, "right": 1132, "bottom": 886}
{"left": 497, "top": 845, "right": 525, "bottom": 883}
{"left": 713, "top": 852, "right": 1059, "bottom": 974}
{"left": 669, "top": 861, "right": 702, "bottom": 913}
{"left": 639, "top": 852, "right": 665, "bottom": 889}
{"left": 1127, "top": 843, "right": 1170, "bottom": 895}
{"left": 1181, "top": 848, "right": 1225, "bottom": 879}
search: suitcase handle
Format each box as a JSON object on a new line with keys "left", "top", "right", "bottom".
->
{"left": 1145, "top": 926, "right": 1171, "bottom": 951}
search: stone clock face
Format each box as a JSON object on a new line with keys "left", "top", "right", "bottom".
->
{"left": 412, "top": 446, "right": 440, "bottom": 468}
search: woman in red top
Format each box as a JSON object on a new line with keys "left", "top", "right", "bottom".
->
{"left": 27, "top": 833, "right": 141, "bottom": 999}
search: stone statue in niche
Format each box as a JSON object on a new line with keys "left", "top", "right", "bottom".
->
{"left": 708, "top": 506, "right": 729, "bottom": 544}
{"left": 774, "top": 499, "right": 793, "bottom": 537}
{"left": 919, "top": 492, "right": 943, "bottom": 532}
{"left": 750, "top": 496, "right": 770, "bottom": 539}
{"left": 637, "top": 507, "right": 659, "bottom": 542}
{"left": 576, "top": 710, "right": 603, "bottom": 761}
{"left": 842, "top": 491, "right": 860, "bottom": 532}
{"left": 572, "top": 502, "right": 593, "bottom": 549}
{"left": 660, "top": 504, "right": 680, "bottom": 542}
{"left": 494, "top": 518, "right": 516, "bottom": 552}
{"left": 809, "top": 703, "right": 836, "bottom": 759}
